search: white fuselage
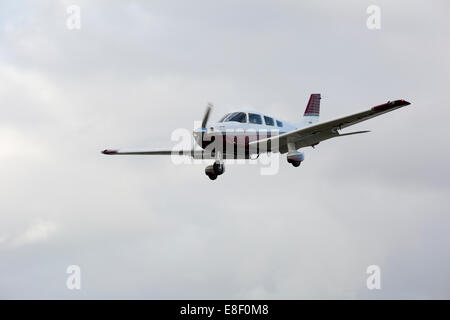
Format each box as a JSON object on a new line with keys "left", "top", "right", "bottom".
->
{"left": 193, "top": 110, "right": 299, "bottom": 156}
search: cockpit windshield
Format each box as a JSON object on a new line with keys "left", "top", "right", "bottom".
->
{"left": 219, "top": 112, "right": 247, "bottom": 123}
{"left": 218, "top": 114, "right": 231, "bottom": 122}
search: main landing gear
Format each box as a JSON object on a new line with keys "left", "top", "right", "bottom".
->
{"left": 205, "top": 160, "right": 225, "bottom": 180}
{"left": 287, "top": 142, "right": 304, "bottom": 168}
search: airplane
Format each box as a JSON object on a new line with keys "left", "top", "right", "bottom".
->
{"left": 102, "top": 94, "right": 411, "bottom": 180}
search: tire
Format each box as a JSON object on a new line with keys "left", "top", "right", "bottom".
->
{"left": 292, "top": 161, "right": 301, "bottom": 167}
{"left": 208, "top": 174, "right": 218, "bottom": 180}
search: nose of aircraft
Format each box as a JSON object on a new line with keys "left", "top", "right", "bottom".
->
{"left": 193, "top": 127, "right": 206, "bottom": 144}
{"left": 193, "top": 127, "right": 206, "bottom": 136}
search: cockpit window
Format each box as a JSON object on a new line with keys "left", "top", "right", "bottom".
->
{"left": 276, "top": 120, "right": 283, "bottom": 127}
{"left": 227, "top": 112, "right": 247, "bottom": 123}
{"left": 249, "top": 113, "right": 263, "bottom": 125}
{"left": 218, "top": 113, "right": 231, "bottom": 122}
{"left": 220, "top": 112, "right": 247, "bottom": 123}
{"left": 264, "top": 116, "right": 274, "bottom": 126}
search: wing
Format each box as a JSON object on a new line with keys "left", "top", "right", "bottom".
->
{"left": 252, "top": 99, "right": 411, "bottom": 154}
{"left": 101, "top": 148, "right": 217, "bottom": 159}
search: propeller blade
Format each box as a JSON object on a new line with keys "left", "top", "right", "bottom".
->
{"left": 201, "top": 103, "right": 213, "bottom": 129}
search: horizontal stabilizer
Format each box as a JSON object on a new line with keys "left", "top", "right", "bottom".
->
{"left": 337, "top": 130, "right": 371, "bottom": 137}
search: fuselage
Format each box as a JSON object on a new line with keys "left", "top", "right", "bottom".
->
{"left": 193, "top": 110, "right": 298, "bottom": 156}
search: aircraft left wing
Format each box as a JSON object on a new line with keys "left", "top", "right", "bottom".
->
{"left": 102, "top": 148, "right": 218, "bottom": 159}
{"left": 252, "top": 99, "right": 411, "bottom": 154}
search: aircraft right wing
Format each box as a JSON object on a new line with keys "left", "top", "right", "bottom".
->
{"left": 252, "top": 99, "right": 411, "bottom": 154}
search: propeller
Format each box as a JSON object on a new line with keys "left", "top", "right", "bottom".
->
{"left": 201, "top": 103, "right": 213, "bottom": 129}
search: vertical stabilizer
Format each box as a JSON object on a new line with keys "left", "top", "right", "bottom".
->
{"left": 302, "top": 93, "right": 321, "bottom": 126}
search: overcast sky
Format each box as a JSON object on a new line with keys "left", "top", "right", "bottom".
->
{"left": 1, "top": 0, "right": 449, "bottom": 299}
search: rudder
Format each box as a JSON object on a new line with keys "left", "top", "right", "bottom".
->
{"left": 303, "top": 93, "right": 321, "bottom": 125}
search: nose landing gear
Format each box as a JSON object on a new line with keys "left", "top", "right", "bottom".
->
{"left": 205, "top": 160, "right": 225, "bottom": 180}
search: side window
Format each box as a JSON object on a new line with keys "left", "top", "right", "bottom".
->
{"left": 248, "top": 113, "right": 263, "bottom": 125}
{"left": 276, "top": 120, "right": 283, "bottom": 127}
{"left": 264, "top": 116, "right": 274, "bottom": 126}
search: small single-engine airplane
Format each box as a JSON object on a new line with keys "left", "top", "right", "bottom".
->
{"left": 102, "top": 94, "right": 411, "bottom": 180}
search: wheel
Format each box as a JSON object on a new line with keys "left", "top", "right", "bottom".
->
{"left": 292, "top": 161, "right": 301, "bottom": 167}
{"left": 207, "top": 174, "right": 217, "bottom": 180}
{"left": 213, "top": 162, "right": 224, "bottom": 175}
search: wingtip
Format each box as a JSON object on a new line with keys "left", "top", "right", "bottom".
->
{"left": 372, "top": 99, "right": 411, "bottom": 112}
{"left": 102, "top": 149, "right": 118, "bottom": 155}
{"left": 396, "top": 99, "right": 411, "bottom": 106}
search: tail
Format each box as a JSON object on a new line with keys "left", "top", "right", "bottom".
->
{"left": 302, "top": 93, "right": 321, "bottom": 125}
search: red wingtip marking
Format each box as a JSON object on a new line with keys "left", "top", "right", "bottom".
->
{"left": 372, "top": 103, "right": 392, "bottom": 112}
{"left": 372, "top": 99, "right": 411, "bottom": 112}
